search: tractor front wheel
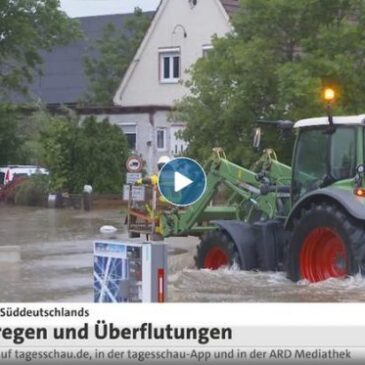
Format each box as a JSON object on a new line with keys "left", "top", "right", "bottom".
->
{"left": 287, "top": 203, "right": 365, "bottom": 282}
{"left": 195, "top": 230, "right": 246, "bottom": 270}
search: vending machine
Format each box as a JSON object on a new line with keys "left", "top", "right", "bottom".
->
{"left": 93, "top": 240, "right": 167, "bottom": 303}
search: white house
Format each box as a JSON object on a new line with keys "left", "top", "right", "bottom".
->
{"left": 113, "top": 0, "right": 239, "bottom": 172}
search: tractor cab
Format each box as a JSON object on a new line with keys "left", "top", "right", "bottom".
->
{"left": 291, "top": 115, "right": 364, "bottom": 203}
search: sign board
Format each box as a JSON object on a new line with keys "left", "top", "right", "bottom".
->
{"left": 126, "top": 172, "right": 142, "bottom": 184}
{"left": 123, "top": 185, "right": 146, "bottom": 202}
{"left": 123, "top": 185, "right": 130, "bottom": 201}
{"left": 126, "top": 156, "right": 143, "bottom": 173}
{"left": 131, "top": 186, "right": 146, "bottom": 201}
{"left": 94, "top": 240, "right": 168, "bottom": 303}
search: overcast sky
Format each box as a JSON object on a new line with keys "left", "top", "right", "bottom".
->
{"left": 60, "top": 0, "right": 161, "bottom": 17}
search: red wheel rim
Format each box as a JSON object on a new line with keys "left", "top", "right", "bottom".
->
{"left": 300, "top": 227, "right": 348, "bottom": 282}
{"left": 204, "top": 247, "right": 229, "bottom": 269}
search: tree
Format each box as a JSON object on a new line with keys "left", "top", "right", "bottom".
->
{"left": 83, "top": 7, "right": 151, "bottom": 105}
{"left": 40, "top": 111, "right": 80, "bottom": 193}
{"left": 177, "top": 0, "right": 365, "bottom": 166}
{"left": 0, "top": 106, "right": 23, "bottom": 165}
{"left": 0, "top": 106, "right": 60, "bottom": 166}
{"left": 16, "top": 109, "right": 51, "bottom": 166}
{"left": 75, "top": 116, "right": 130, "bottom": 193}
{"left": 0, "top": 0, "right": 80, "bottom": 98}
{"left": 41, "top": 113, "right": 129, "bottom": 193}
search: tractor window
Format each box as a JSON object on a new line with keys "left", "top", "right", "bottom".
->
{"left": 292, "top": 127, "right": 356, "bottom": 202}
{"left": 292, "top": 130, "right": 328, "bottom": 201}
{"left": 330, "top": 128, "right": 356, "bottom": 180}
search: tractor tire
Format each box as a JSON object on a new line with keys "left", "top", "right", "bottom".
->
{"left": 195, "top": 231, "right": 239, "bottom": 270}
{"left": 287, "top": 202, "right": 365, "bottom": 282}
{"left": 195, "top": 230, "right": 256, "bottom": 270}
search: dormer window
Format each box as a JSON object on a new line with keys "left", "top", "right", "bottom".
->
{"left": 159, "top": 47, "right": 181, "bottom": 84}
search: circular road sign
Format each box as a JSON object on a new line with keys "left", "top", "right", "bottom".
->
{"left": 126, "top": 156, "right": 143, "bottom": 173}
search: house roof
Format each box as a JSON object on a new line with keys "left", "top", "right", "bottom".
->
{"left": 9, "top": 12, "right": 154, "bottom": 106}
{"left": 9, "top": 1, "right": 238, "bottom": 107}
{"left": 220, "top": 0, "right": 240, "bottom": 17}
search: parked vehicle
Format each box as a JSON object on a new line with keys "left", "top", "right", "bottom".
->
{"left": 0, "top": 165, "right": 49, "bottom": 202}
{"left": 0, "top": 165, "right": 49, "bottom": 187}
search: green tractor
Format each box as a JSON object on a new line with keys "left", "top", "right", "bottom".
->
{"left": 128, "top": 113, "right": 365, "bottom": 283}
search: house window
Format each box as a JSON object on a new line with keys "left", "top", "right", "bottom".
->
{"left": 117, "top": 123, "right": 137, "bottom": 150}
{"left": 156, "top": 129, "right": 167, "bottom": 151}
{"left": 159, "top": 48, "right": 180, "bottom": 83}
{"left": 126, "top": 134, "right": 137, "bottom": 150}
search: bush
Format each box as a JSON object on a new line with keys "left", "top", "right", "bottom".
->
{"left": 13, "top": 175, "right": 50, "bottom": 206}
{"left": 41, "top": 113, "right": 130, "bottom": 194}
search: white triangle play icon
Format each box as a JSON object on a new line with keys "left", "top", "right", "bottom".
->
{"left": 174, "top": 171, "right": 193, "bottom": 193}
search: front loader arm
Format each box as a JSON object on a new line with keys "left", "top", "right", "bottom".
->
{"left": 160, "top": 149, "right": 291, "bottom": 237}
{"left": 175, "top": 157, "right": 260, "bottom": 233}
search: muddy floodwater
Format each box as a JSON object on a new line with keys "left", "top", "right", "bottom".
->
{"left": 0, "top": 206, "right": 364, "bottom": 302}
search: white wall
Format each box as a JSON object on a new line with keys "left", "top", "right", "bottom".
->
{"left": 83, "top": 112, "right": 187, "bottom": 173}
{"left": 115, "top": 0, "right": 231, "bottom": 107}
{"left": 111, "top": 0, "right": 232, "bottom": 172}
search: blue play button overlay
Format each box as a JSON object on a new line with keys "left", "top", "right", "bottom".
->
{"left": 158, "top": 157, "right": 207, "bottom": 207}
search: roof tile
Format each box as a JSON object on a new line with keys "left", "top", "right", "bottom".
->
{"left": 8, "top": 13, "right": 153, "bottom": 105}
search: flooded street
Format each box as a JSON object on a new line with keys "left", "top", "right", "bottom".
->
{"left": 0, "top": 206, "right": 364, "bottom": 302}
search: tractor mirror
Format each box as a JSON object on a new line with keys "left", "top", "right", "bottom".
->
{"left": 355, "top": 164, "right": 364, "bottom": 186}
{"left": 253, "top": 128, "right": 261, "bottom": 149}
{"left": 356, "top": 164, "right": 365, "bottom": 175}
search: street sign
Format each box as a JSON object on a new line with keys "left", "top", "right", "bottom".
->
{"left": 131, "top": 186, "right": 146, "bottom": 201}
{"left": 123, "top": 185, "right": 130, "bottom": 201}
{"left": 123, "top": 185, "right": 146, "bottom": 202}
{"left": 126, "top": 156, "right": 143, "bottom": 173}
{"left": 126, "top": 173, "right": 142, "bottom": 184}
